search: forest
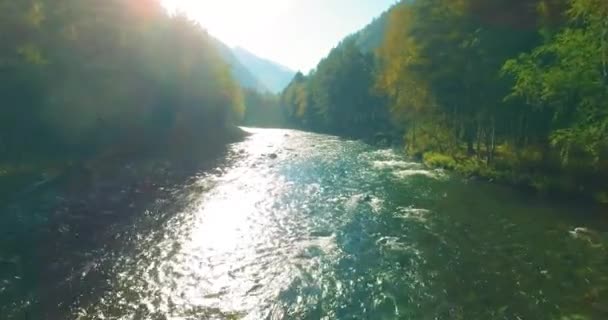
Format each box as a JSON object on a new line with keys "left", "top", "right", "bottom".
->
{"left": 1, "top": 2, "right": 607, "bottom": 319}
{"left": 0, "top": 0, "right": 245, "bottom": 174}
{"left": 281, "top": 0, "right": 608, "bottom": 202}
{"left": 2, "top": 0, "right": 606, "bottom": 202}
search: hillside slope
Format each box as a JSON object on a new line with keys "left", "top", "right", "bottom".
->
{"left": 211, "top": 38, "right": 268, "bottom": 92}
{"left": 232, "top": 47, "right": 295, "bottom": 94}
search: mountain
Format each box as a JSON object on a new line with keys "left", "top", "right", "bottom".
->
{"left": 210, "top": 37, "right": 268, "bottom": 92}
{"left": 232, "top": 47, "right": 295, "bottom": 94}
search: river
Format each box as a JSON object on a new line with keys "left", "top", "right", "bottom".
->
{"left": 2, "top": 128, "right": 608, "bottom": 319}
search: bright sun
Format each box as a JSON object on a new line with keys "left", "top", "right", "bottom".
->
{"left": 161, "top": 0, "right": 290, "bottom": 47}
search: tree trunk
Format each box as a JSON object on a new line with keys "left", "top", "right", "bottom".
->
{"left": 476, "top": 121, "right": 482, "bottom": 159}
{"left": 465, "top": 122, "right": 475, "bottom": 156}
{"left": 410, "top": 121, "right": 416, "bottom": 153}
{"left": 602, "top": 17, "right": 607, "bottom": 78}
{"left": 487, "top": 118, "right": 496, "bottom": 165}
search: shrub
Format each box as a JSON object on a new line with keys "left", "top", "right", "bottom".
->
{"left": 423, "top": 152, "right": 457, "bottom": 170}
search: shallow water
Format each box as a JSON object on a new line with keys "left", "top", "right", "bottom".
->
{"left": 2, "top": 128, "right": 608, "bottom": 319}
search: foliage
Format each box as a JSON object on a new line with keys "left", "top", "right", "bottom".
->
{"left": 0, "top": 0, "right": 243, "bottom": 165}
{"left": 423, "top": 152, "right": 457, "bottom": 170}
{"left": 281, "top": 39, "right": 390, "bottom": 138}
{"left": 372, "top": 0, "right": 607, "bottom": 199}
{"left": 280, "top": 0, "right": 608, "bottom": 200}
{"left": 503, "top": 0, "right": 608, "bottom": 165}
{"left": 242, "top": 88, "right": 286, "bottom": 127}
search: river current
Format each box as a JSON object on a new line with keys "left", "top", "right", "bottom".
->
{"left": 2, "top": 128, "right": 607, "bottom": 319}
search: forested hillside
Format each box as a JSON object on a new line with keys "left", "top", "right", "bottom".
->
{"left": 282, "top": 0, "right": 608, "bottom": 202}
{"left": 0, "top": 0, "right": 244, "bottom": 168}
{"left": 211, "top": 39, "right": 269, "bottom": 92}
{"left": 232, "top": 47, "right": 295, "bottom": 94}
{"left": 354, "top": 10, "right": 390, "bottom": 52}
{"left": 242, "top": 88, "right": 285, "bottom": 127}
{"left": 2, "top": 2, "right": 608, "bottom": 319}
{"left": 280, "top": 35, "right": 391, "bottom": 138}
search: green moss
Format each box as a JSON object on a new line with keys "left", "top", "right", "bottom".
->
{"left": 419, "top": 148, "right": 608, "bottom": 205}
{"left": 422, "top": 152, "right": 457, "bottom": 170}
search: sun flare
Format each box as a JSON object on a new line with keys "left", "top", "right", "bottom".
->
{"left": 161, "top": 0, "right": 290, "bottom": 47}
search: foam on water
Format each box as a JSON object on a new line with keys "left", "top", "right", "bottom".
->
{"left": 392, "top": 168, "right": 446, "bottom": 180}
{"left": 396, "top": 206, "right": 431, "bottom": 223}
{"left": 372, "top": 160, "right": 422, "bottom": 170}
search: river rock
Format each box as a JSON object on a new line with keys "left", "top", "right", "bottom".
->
{"left": 310, "top": 230, "right": 333, "bottom": 237}
{"left": 569, "top": 227, "right": 603, "bottom": 247}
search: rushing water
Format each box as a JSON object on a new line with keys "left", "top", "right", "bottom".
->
{"left": 2, "top": 128, "right": 608, "bottom": 319}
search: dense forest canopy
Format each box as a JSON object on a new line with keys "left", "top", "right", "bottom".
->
{"left": 242, "top": 88, "right": 286, "bottom": 128}
{"left": 0, "top": 0, "right": 244, "bottom": 166}
{"left": 281, "top": 0, "right": 608, "bottom": 201}
{"left": 1, "top": 0, "right": 606, "bottom": 201}
{"left": 281, "top": 38, "right": 391, "bottom": 138}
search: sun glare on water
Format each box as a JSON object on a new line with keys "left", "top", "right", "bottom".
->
{"left": 161, "top": 0, "right": 290, "bottom": 47}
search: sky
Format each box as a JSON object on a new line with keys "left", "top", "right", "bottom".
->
{"left": 161, "top": 0, "right": 397, "bottom": 72}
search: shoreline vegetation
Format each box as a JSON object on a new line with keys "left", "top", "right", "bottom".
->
{"left": 280, "top": 0, "right": 608, "bottom": 206}
{"left": 420, "top": 150, "right": 608, "bottom": 205}
{"left": 2, "top": 0, "right": 607, "bottom": 208}
{"left": 0, "top": 126, "right": 247, "bottom": 205}
{"left": 0, "top": 0, "right": 250, "bottom": 204}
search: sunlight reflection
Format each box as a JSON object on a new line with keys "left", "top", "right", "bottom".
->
{"left": 191, "top": 191, "right": 258, "bottom": 252}
{"left": 169, "top": 128, "right": 293, "bottom": 314}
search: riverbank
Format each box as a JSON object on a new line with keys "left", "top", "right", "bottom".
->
{"left": 421, "top": 151, "right": 608, "bottom": 205}
{"left": 0, "top": 126, "right": 247, "bottom": 319}
{"left": 0, "top": 126, "right": 247, "bottom": 206}
{"left": 14, "top": 128, "right": 607, "bottom": 319}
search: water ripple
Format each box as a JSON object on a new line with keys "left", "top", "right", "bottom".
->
{"left": 68, "top": 128, "right": 608, "bottom": 320}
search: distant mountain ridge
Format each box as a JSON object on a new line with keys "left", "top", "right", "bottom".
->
{"left": 211, "top": 9, "right": 385, "bottom": 95}
{"left": 232, "top": 47, "right": 295, "bottom": 94}
{"left": 210, "top": 37, "right": 295, "bottom": 94}
{"left": 210, "top": 37, "right": 268, "bottom": 92}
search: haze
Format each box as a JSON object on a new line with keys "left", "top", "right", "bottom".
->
{"left": 161, "top": 0, "right": 397, "bottom": 72}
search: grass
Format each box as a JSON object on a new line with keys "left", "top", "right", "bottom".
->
{"left": 422, "top": 152, "right": 457, "bottom": 170}
{"left": 420, "top": 148, "right": 608, "bottom": 205}
{"left": 423, "top": 152, "right": 501, "bottom": 180}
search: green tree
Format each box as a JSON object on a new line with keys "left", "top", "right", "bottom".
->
{"left": 503, "top": 0, "right": 608, "bottom": 165}
{"left": 0, "top": 0, "right": 244, "bottom": 165}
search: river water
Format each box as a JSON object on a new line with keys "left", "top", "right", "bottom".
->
{"left": 2, "top": 128, "right": 608, "bottom": 319}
